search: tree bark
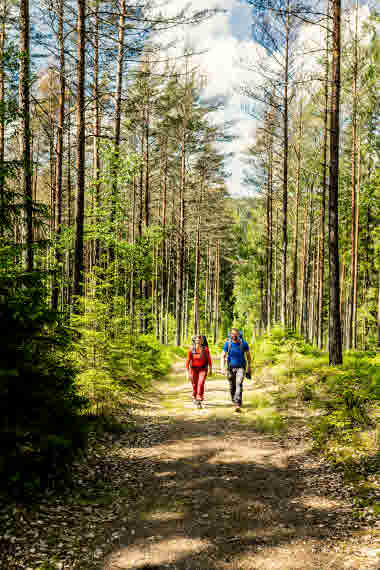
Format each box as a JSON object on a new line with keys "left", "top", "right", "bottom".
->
{"left": 72, "top": 0, "right": 86, "bottom": 300}
{"left": 281, "top": 2, "right": 290, "bottom": 328}
{"left": 0, "top": 8, "right": 6, "bottom": 221}
{"left": 318, "top": 7, "right": 329, "bottom": 349}
{"left": 175, "top": 127, "right": 186, "bottom": 346}
{"left": 52, "top": 0, "right": 65, "bottom": 310}
{"left": 20, "top": 0, "right": 33, "bottom": 271}
{"left": 328, "top": 0, "right": 343, "bottom": 365}
{"left": 110, "top": 0, "right": 126, "bottom": 264}
{"left": 353, "top": 132, "right": 361, "bottom": 348}
{"left": 347, "top": 0, "right": 359, "bottom": 349}
{"left": 291, "top": 104, "right": 302, "bottom": 331}
{"left": 93, "top": 0, "right": 101, "bottom": 265}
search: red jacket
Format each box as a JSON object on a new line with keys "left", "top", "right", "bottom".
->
{"left": 186, "top": 346, "right": 212, "bottom": 369}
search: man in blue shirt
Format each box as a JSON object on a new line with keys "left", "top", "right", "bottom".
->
{"left": 221, "top": 328, "right": 251, "bottom": 412}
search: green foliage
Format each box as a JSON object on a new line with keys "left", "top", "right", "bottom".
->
{"left": 0, "top": 271, "right": 88, "bottom": 496}
{"left": 71, "top": 294, "right": 175, "bottom": 415}
{"left": 254, "top": 329, "right": 379, "bottom": 474}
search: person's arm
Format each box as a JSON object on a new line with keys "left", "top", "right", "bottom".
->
{"left": 221, "top": 342, "right": 228, "bottom": 373}
{"left": 185, "top": 349, "right": 192, "bottom": 372}
{"left": 246, "top": 352, "right": 251, "bottom": 370}
{"left": 245, "top": 344, "right": 251, "bottom": 372}
{"left": 206, "top": 347, "right": 212, "bottom": 374}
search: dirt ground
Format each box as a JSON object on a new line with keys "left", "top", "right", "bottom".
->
{"left": 104, "top": 362, "right": 380, "bottom": 570}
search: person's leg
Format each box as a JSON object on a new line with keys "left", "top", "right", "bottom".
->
{"left": 228, "top": 369, "right": 237, "bottom": 403}
{"left": 190, "top": 369, "right": 198, "bottom": 400}
{"left": 197, "top": 369, "right": 207, "bottom": 401}
{"left": 234, "top": 368, "right": 245, "bottom": 407}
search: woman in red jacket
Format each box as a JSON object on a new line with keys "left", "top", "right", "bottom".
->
{"left": 185, "top": 335, "right": 212, "bottom": 409}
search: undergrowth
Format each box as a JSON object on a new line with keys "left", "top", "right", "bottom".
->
{"left": 251, "top": 327, "right": 380, "bottom": 523}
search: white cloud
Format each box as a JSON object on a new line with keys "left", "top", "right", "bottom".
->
{"left": 153, "top": 0, "right": 263, "bottom": 195}
{"left": 154, "top": 1, "right": 374, "bottom": 197}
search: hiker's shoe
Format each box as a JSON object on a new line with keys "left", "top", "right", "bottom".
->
{"left": 192, "top": 398, "right": 197, "bottom": 406}
{"left": 196, "top": 400, "right": 202, "bottom": 409}
{"left": 234, "top": 406, "right": 242, "bottom": 413}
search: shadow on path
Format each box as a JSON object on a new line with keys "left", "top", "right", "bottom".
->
{"left": 104, "top": 371, "right": 376, "bottom": 569}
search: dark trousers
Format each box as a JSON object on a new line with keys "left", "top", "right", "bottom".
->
{"left": 228, "top": 367, "right": 245, "bottom": 406}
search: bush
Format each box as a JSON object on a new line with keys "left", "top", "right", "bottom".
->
{"left": 72, "top": 297, "right": 178, "bottom": 414}
{"left": 0, "top": 274, "right": 88, "bottom": 496}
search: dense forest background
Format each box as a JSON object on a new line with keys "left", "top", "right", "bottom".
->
{"left": 0, "top": 0, "right": 379, "bottom": 495}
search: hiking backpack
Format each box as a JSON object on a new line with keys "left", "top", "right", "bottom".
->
{"left": 226, "top": 330, "right": 245, "bottom": 355}
{"left": 190, "top": 335, "right": 209, "bottom": 368}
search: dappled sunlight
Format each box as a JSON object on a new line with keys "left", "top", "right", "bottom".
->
{"left": 102, "top": 359, "right": 378, "bottom": 570}
{"left": 300, "top": 495, "right": 345, "bottom": 511}
{"left": 107, "top": 536, "right": 211, "bottom": 568}
{"left": 233, "top": 538, "right": 329, "bottom": 570}
{"left": 144, "top": 510, "right": 185, "bottom": 521}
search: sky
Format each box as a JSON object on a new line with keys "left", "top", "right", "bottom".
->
{"left": 157, "top": 0, "right": 263, "bottom": 196}
{"left": 157, "top": 0, "right": 373, "bottom": 197}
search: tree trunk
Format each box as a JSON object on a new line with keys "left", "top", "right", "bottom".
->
{"left": 160, "top": 142, "right": 168, "bottom": 344}
{"left": 213, "top": 241, "right": 220, "bottom": 344}
{"left": 291, "top": 104, "right": 302, "bottom": 331}
{"left": 93, "top": 0, "right": 101, "bottom": 265}
{"left": 347, "top": 0, "right": 359, "bottom": 349}
{"left": 353, "top": 132, "right": 361, "bottom": 348}
{"left": 328, "top": 0, "right": 343, "bottom": 365}
{"left": 109, "top": 0, "right": 126, "bottom": 264}
{"left": 281, "top": 2, "right": 290, "bottom": 328}
{"left": 274, "top": 210, "right": 279, "bottom": 323}
{"left": 52, "top": 0, "right": 65, "bottom": 310}
{"left": 176, "top": 128, "right": 186, "bottom": 346}
{"left": 72, "top": 0, "right": 86, "bottom": 301}
{"left": 318, "top": 4, "right": 329, "bottom": 349}
{"left": 266, "top": 132, "right": 273, "bottom": 332}
{"left": 0, "top": 9, "right": 6, "bottom": 221}
{"left": 20, "top": 0, "right": 33, "bottom": 271}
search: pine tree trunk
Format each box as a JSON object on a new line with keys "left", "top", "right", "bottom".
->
{"left": 302, "top": 188, "right": 313, "bottom": 341}
{"left": 72, "top": 0, "right": 86, "bottom": 301}
{"left": 328, "top": 0, "right": 343, "bottom": 365}
{"left": 266, "top": 136, "right": 273, "bottom": 332}
{"left": 353, "top": 133, "right": 361, "bottom": 348}
{"left": 213, "top": 241, "right": 220, "bottom": 344}
{"left": 93, "top": 0, "right": 101, "bottom": 265}
{"left": 176, "top": 128, "right": 186, "bottom": 346}
{"left": 299, "top": 195, "right": 308, "bottom": 334}
{"left": 291, "top": 106, "right": 302, "bottom": 331}
{"left": 109, "top": 0, "right": 126, "bottom": 265}
{"left": 65, "top": 100, "right": 73, "bottom": 310}
{"left": 0, "top": 11, "right": 5, "bottom": 221}
{"left": 318, "top": 6, "right": 329, "bottom": 349}
{"left": 281, "top": 3, "right": 290, "bottom": 327}
{"left": 20, "top": 0, "right": 33, "bottom": 271}
{"left": 160, "top": 142, "right": 168, "bottom": 344}
{"left": 52, "top": 0, "right": 65, "bottom": 310}
{"left": 274, "top": 210, "right": 279, "bottom": 323}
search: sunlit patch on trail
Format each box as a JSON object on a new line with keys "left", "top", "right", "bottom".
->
{"left": 143, "top": 510, "right": 184, "bottom": 521}
{"left": 107, "top": 536, "right": 211, "bottom": 568}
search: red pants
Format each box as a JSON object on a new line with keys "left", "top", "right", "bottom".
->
{"left": 190, "top": 367, "right": 207, "bottom": 401}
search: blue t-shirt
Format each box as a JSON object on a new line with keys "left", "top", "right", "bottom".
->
{"left": 223, "top": 339, "right": 249, "bottom": 368}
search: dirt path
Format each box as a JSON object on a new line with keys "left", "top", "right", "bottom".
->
{"left": 105, "top": 362, "right": 379, "bottom": 570}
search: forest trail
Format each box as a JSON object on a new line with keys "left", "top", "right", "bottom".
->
{"left": 105, "top": 360, "right": 379, "bottom": 570}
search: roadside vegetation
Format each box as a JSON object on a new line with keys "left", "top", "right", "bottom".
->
{"left": 246, "top": 327, "right": 380, "bottom": 525}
